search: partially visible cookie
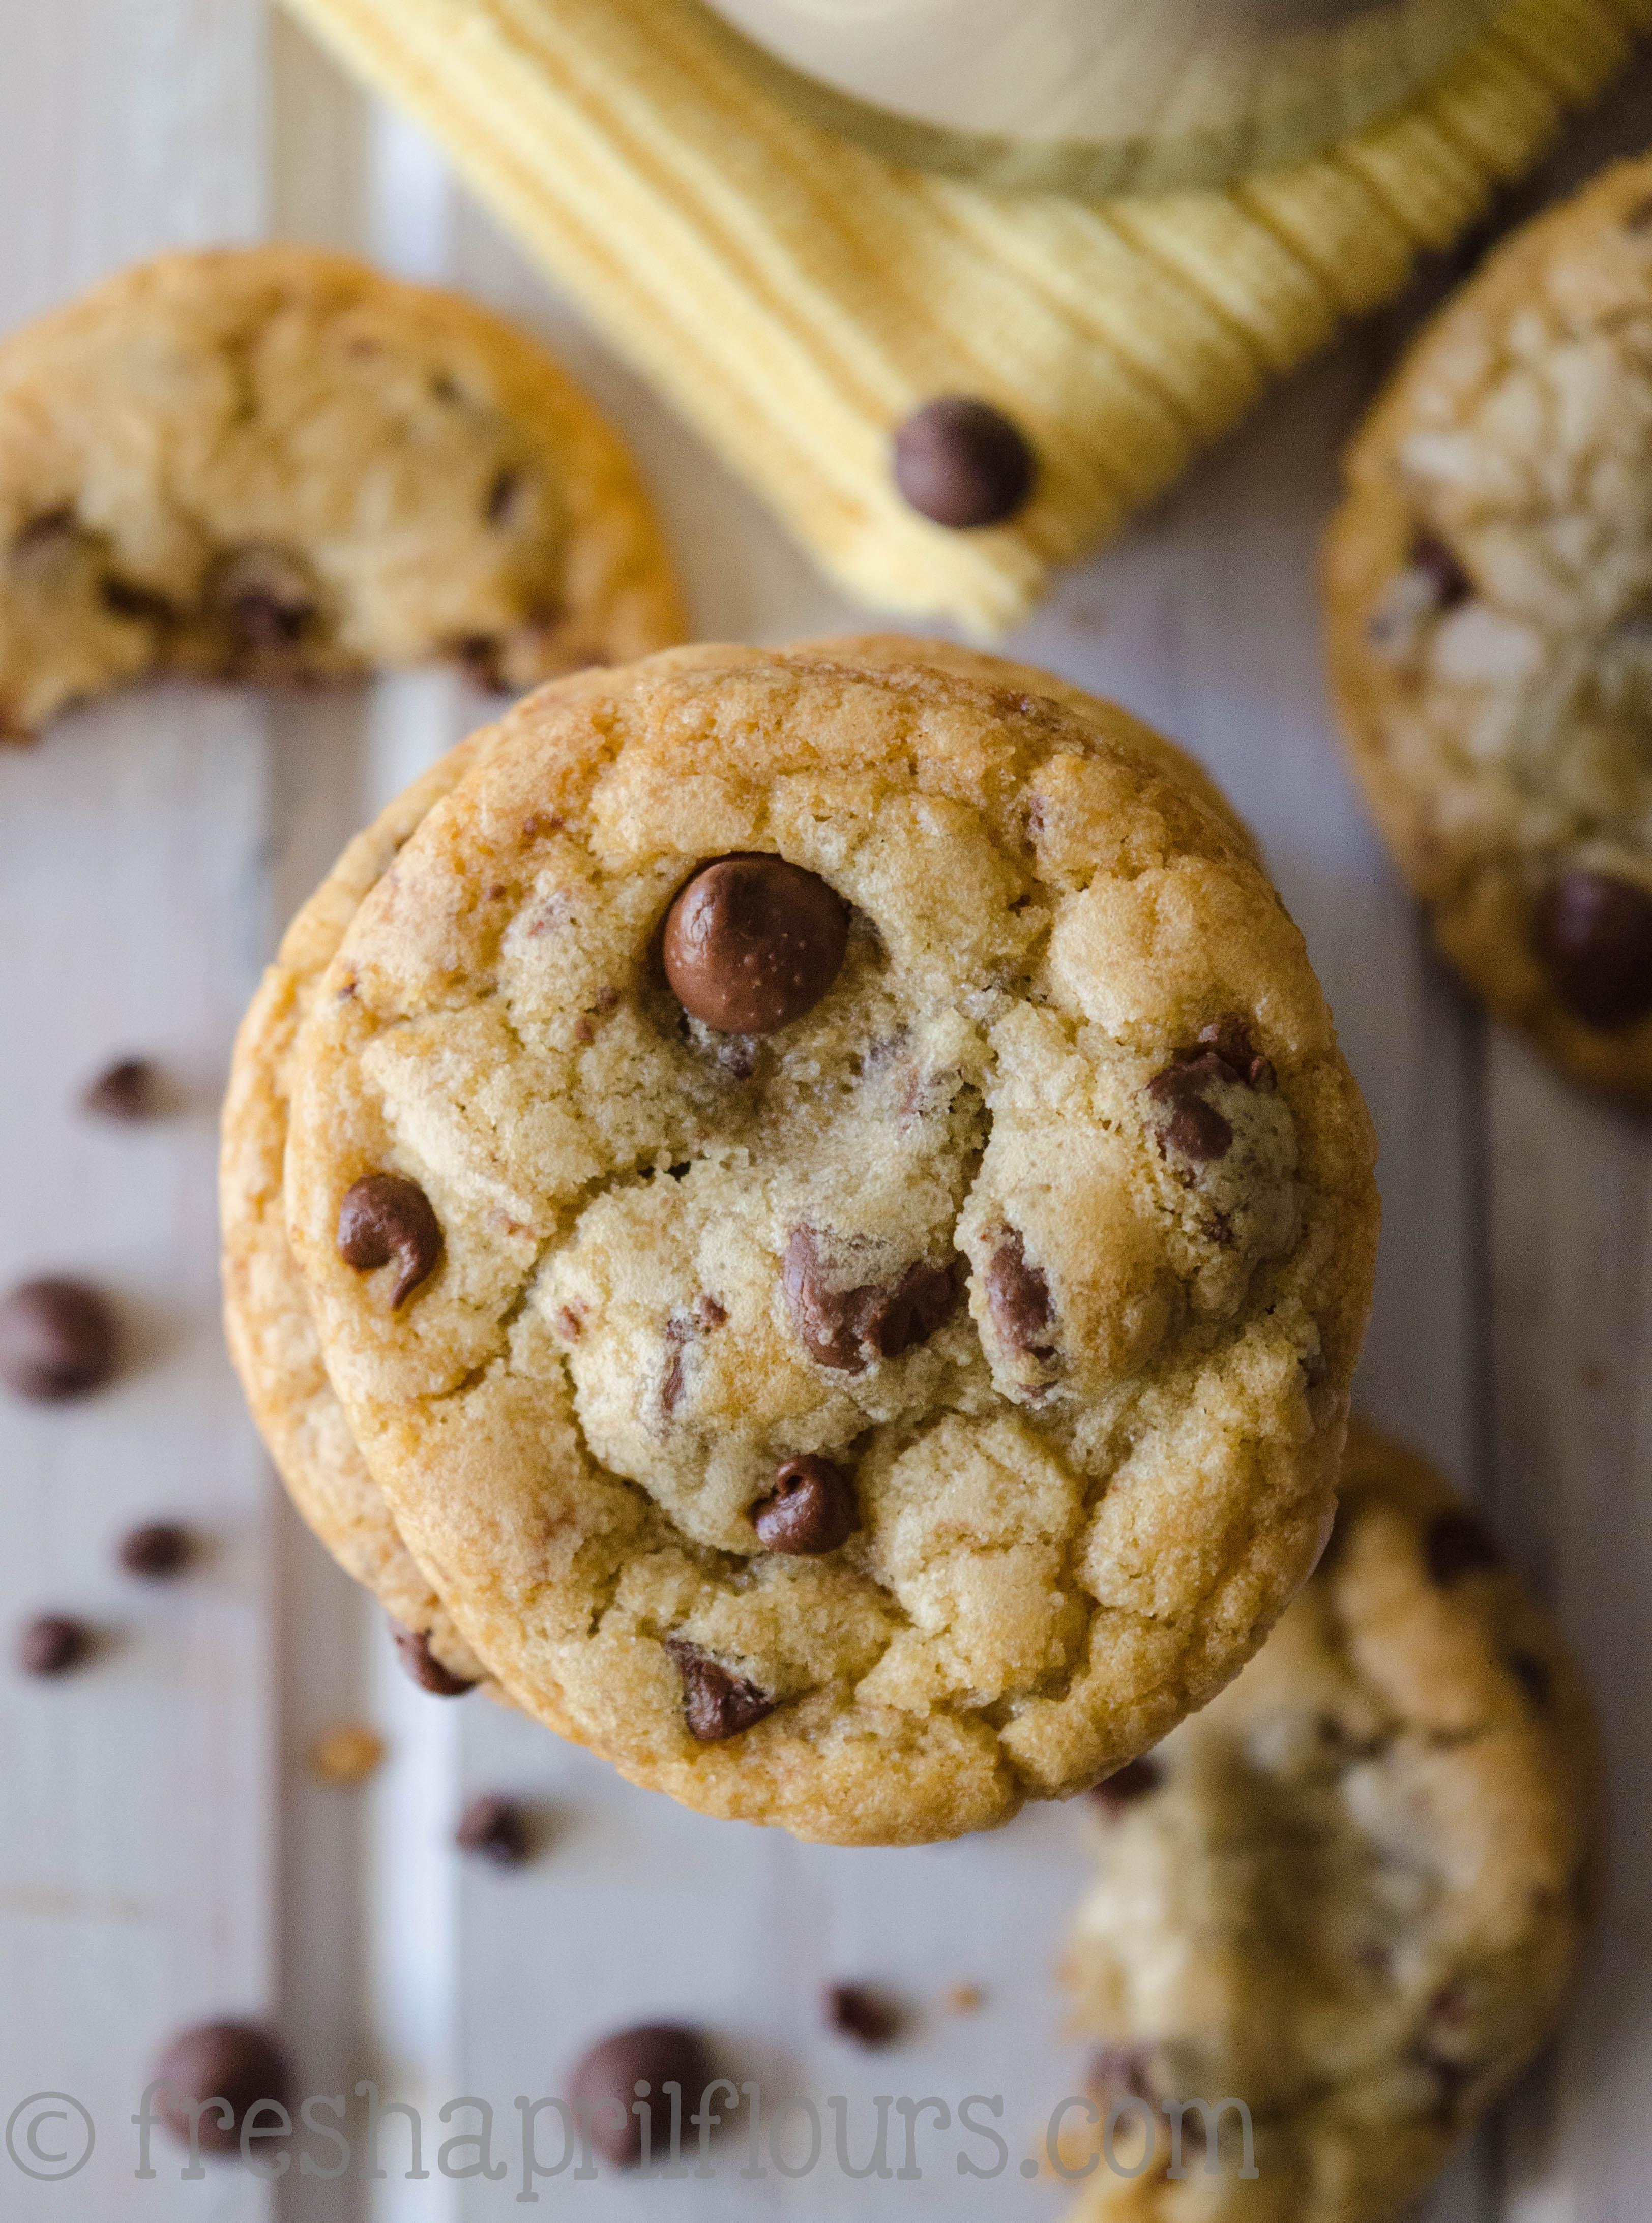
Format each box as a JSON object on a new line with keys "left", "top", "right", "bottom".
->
{"left": 0, "top": 246, "right": 685, "bottom": 737}
{"left": 278, "top": 637, "right": 1377, "bottom": 1846}
{"left": 1060, "top": 1415, "right": 1599, "bottom": 2222}
{"left": 219, "top": 640, "right": 1257, "bottom": 1711}
{"left": 1325, "top": 154, "right": 1652, "bottom": 1102}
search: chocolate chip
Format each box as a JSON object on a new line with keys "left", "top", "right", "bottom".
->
{"left": 752, "top": 1455, "right": 858, "bottom": 1554}
{"left": 892, "top": 397, "right": 1036, "bottom": 528}
{"left": 100, "top": 575, "right": 175, "bottom": 625}
{"left": 1533, "top": 870, "right": 1652, "bottom": 1028}
{"left": 1424, "top": 1509, "right": 1501, "bottom": 1585}
{"left": 1196, "top": 1014, "right": 1275, "bottom": 1090}
{"left": 1506, "top": 1650, "right": 1552, "bottom": 1709}
{"left": 216, "top": 547, "right": 317, "bottom": 650}
{"left": 391, "top": 1622, "right": 478, "bottom": 1697}
{"left": 1409, "top": 530, "right": 1471, "bottom": 612}
{"left": 782, "top": 1230, "right": 963, "bottom": 1373}
{"left": 1089, "top": 1756, "right": 1162, "bottom": 1815}
{"left": 984, "top": 1228, "right": 1055, "bottom": 1359}
{"left": 661, "top": 1318, "right": 692, "bottom": 1416}
{"left": 663, "top": 855, "right": 849, "bottom": 1034}
{"left": 697, "top": 1295, "right": 727, "bottom": 1330}
{"left": 1146, "top": 1021, "right": 1274, "bottom": 1167}
{"left": 455, "top": 1794, "right": 533, "bottom": 1867}
{"left": 12, "top": 507, "right": 78, "bottom": 560}
{"left": 81, "top": 1057, "right": 164, "bottom": 1120}
{"left": 150, "top": 2022, "right": 289, "bottom": 2153}
{"left": 337, "top": 1174, "right": 443, "bottom": 1306}
{"left": 1625, "top": 195, "right": 1652, "bottom": 234}
{"left": 456, "top": 635, "right": 508, "bottom": 691}
{"left": 569, "top": 2025, "right": 717, "bottom": 2167}
{"left": 825, "top": 1985, "right": 904, "bottom": 2048}
{"left": 0, "top": 1278, "right": 119, "bottom": 1401}
{"left": 665, "top": 1638, "right": 777, "bottom": 1742}
{"left": 17, "top": 1614, "right": 91, "bottom": 1677}
{"left": 1155, "top": 1092, "right": 1233, "bottom": 1164}
{"left": 485, "top": 468, "right": 524, "bottom": 524}
{"left": 118, "top": 1521, "right": 192, "bottom": 1578}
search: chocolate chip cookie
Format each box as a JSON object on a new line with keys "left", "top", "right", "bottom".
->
{"left": 0, "top": 246, "right": 684, "bottom": 738}
{"left": 278, "top": 638, "right": 1378, "bottom": 1845}
{"left": 1061, "top": 1416, "right": 1598, "bottom": 2221}
{"left": 1325, "top": 154, "right": 1652, "bottom": 1102}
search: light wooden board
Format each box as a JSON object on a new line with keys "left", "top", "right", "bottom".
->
{"left": 1, "top": 8, "right": 1648, "bottom": 2220}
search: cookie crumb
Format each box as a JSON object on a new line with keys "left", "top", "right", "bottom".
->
{"left": 310, "top": 1724, "right": 385, "bottom": 1784}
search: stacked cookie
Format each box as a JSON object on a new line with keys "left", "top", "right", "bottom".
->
{"left": 222, "top": 635, "right": 1380, "bottom": 1845}
{"left": 1059, "top": 1417, "right": 1599, "bottom": 2222}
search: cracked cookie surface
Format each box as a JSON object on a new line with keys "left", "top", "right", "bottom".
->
{"left": 1060, "top": 1415, "right": 1598, "bottom": 2222}
{"left": 1325, "top": 154, "right": 1652, "bottom": 1102}
{"left": 281, "top": 638, "right": 1378, "bottom": 1844}
{"left": 0, "top": 246, "right": 684, "bottom": 738}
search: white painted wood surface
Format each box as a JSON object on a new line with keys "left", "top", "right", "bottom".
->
{"left": 2, "top": 8, "right": 1648, "bottom": 2220}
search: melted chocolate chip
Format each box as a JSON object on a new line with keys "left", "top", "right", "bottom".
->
{"left": 1196, "top": 1014, "right": 1275, "bottom": 1090}
{"left": 570, "top": 2026, "right": 717, "bottom": 2166}
{"left": 118, "top": 1521, "right": 192, "bottom": 1578}
{"left": 151, "top": 2022, "right": 289, "bottom": 2153}
{"left": 1147, "top": 1017, "right": 1274, "bottom": 1167}
{"left": 663, "top": 855, "right": 849, "bottom": 1034}
{"left": 1424, "top": 1509, "right": 1501, "bottom": 1586}
{"left": 391, "top": 1622, "right": 478, "bottom": 1697}
{"left": 1533, "top": 870, "right": 1652, "bottom": 1028}
{"left": 455, "top": 1794, "right": 533, "bottom": 1867}
{"left": 752, "top": 1455, "right": 858, "bottom": 1554}
{"left": 665, "top": 1638, "right": 777, "bottom": 1742}
{"left": 783, "top": 1230, "right": 963, "bottom": 1374}
{"left": 984, "top": 1228, "right": 1055, "bottom": 1358}
{"left": 892, "top": 397, "right": 1036, "bottom": 528}
{"left": 82, "top": 1057, "right": 165, "bottom": 1120}
{"left": 1155, "top": 1091, "right": 1234, "bottom": 1164}
{"left": 0, "top": 1278, "right": 119, "bottom": 1401}
{"left": 17, "top": 1614, "right": 92, "bottom": 1677}
{"left": 825, "top": 1985, "right": 905, "bottom": 2048}
{"left": 337, "top": 1174, "right": 443, "bottom": 1306}
{"left": 1089, "top": 1756, "right": 1162, "bottom": 1815}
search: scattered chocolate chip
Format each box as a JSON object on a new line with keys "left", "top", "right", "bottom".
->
{"left": 118, "top": 1521, "right": 192, "bottom": 1578}
{"left": 663, "top": 855, "right": 849, "bottom": 1035}
{"left": 826, "top": 1985, "right": 904, "bottom": 2048}
{"left": 1146, "top": 1020, "right": 1272, "bottom": 1167}
{"left": 151, "top": 2022, "right": 289, "bottom": 2153}
{"left": 1506, "top": 1650, "right": 1552, "bottom": 1709}
{"left": 984, "top": 1228, "right": 1055, "bottom": 1359}
{"left": 752, "top": 1455, "right": 858, "bottom": 1554}
{"left": 337, "top": 1174, "right": 443, "bottom": 1306}
{"left": 570, "top": 2025, "right": 717, "bottom": 2166}
{"left": 455, "top": 1794, "right": 533, "bottom": 1867}
{"left": 309, "top": 1724, "right": 385, "bottom": 1784}
{"left": 1533, "top": 870, "right": 1652, "bottom": 1029}
{"left": 782, "top": 1230, "right": 963, "bottom": 1373}
{"left": 665, "top": 1638, "right": 777, "bottom": 1742}
{"left": 1153, "top": 1091, "right": 1233, "bottom": 1164}
{"left": 81, "top": 1056, "right": 165, "bottom": 1120}
{"left": 1085, "top": 2044, "right": 1158, "bottom": 2105}
{"left": 17, "top": 1614, "right": 92, "bottom": 1677}
{"left": 892, "top": 397, "right": 1036, "bottom": 528}
{"left": 696, "top": 1294, "right": 727, "bottom": 1330}
{"left": 0, "top": 1278, "right": 119, "bottom": 1401}
{"left": 390, "top": 1622, "right": 478, "bottom": 1697}
{"left": 1090, "top": 1756, "right": 1162, "bottom": 1814}
{"left": 1424, "top": 1509, "right": 1501, "bottom": 1586}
